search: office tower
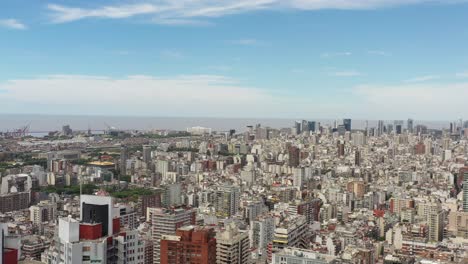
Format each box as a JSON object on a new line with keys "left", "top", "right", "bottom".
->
{"left": 151, "top": 207, "right": 196, "bottom": 264}
{"left": 395, "top": 124, "right": 402, "bottom": 135}
{"left": 214, "top": 186, "right": 240, "bottom": 218}
{"left": 142, "top": 145, "right": 152, "bottom": 163}
{"left": 216, "top": 223, "right": 250, "bottom": 264}
{"left": 377, "top": 120, "right": 385, "bottom": 136}
{"left": 272, "top": 248, "right": 337, "bottom": 264}
{"left": 301, "top": 120, "right": 309, "bottom": 132}
{"left": 160, "top": 226, "right": 217, "bottom": 264}
{"left": 308, "top": 121, "right": 316, "bottom": 132}
{"left": 386, "top": 124, "right": 393, "bottom": 134}
{"left": 120, "top": 146, "right": 128, "bottom": 175}
{"left": 343, "top": 119, "right": 352, "bottom": 132}
{"left": 464, "top": 172, "right": 468, "bottom": 212}
{"left": 407, "top": 118, "right": 414, "bottom": 133}
{"left": 288, "top": 146, "right": 300, "bottom": 167}
{"left": 294, "top": 121, "right": 302, "bottom": 135}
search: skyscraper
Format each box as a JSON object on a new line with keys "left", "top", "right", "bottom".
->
{"left": 142, "top": 145, "right": 152, "bottom": 164}
{"left": 343, "top": 119, "right": 352, "bottom": 132}
{"left": 120, "top": 146, "right": 128, "bottom": 176}
{"left": 407, "top": 119, "right": 414, "bottom": 134}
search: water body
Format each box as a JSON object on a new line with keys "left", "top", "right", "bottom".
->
{"left": 0, "top": 114, "right": 452, "bottom": 133}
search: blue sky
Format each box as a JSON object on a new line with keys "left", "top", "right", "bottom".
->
{"left": 0, "top": 0, "right": 467, "bottom": 120}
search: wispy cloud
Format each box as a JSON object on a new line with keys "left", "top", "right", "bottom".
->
{"left": 331, "top": 70, "right": 362, "bottom": 77}
{"left": 160, "top": 50, "right": 184, "bottom": 59}
{"left": 0, "top": 19, "right": 27, "bottom": 30}
{"left": 368, "top": 50, "right": 391, "bottom": 56}
{"left": 46, "top": 1, "right": 465, "bottom": 25}
{"left": 0, "top": 74, "right": 286, "bottom": 117}
{"left": 455, "top": 71, "right": 468, "bottom": 78}
{"left": 404, "top": 75, "right": 440, "bottom": 83}
{"left": 321, "top": 52, "right": 352, "bottom": 58}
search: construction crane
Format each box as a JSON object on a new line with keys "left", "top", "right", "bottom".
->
{"left": 5, "top": 122, "right": 31, "bottom": 138}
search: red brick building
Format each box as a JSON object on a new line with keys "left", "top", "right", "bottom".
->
{"left": 160, "top": 226, "right": 216, "bottom": 264}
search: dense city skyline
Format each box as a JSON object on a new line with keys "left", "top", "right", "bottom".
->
{"left": 1, "top": 1, "right": 468, "bottom": 119}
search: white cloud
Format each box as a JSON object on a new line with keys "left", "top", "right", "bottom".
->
{"left": 321, "top": 52, "right": 352, "bottom": 58}
{"left": 0, "top": 19, "right": 27, "bottom": 30}
{"left": 46, "top": 1, "right": 465, "bottom": 24}
{"left": 404, "top": 75, "right": 440, "bottom": 83}
{"left": 354, "top": 83, "right": 468, "bottom": 119}
{"left": 331, "top": 70, "right": 362, "bottom": 77}
{"left": 455, "top": 71, "right": 468, "bottom": 78}
{"left": 0, "top": 74, "right": 283, "bottom": 117}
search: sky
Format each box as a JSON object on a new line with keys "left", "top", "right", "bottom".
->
{"left": 0, "top": 0, "right": 468, "bottom": 120}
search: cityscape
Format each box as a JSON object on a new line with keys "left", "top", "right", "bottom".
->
{"left": 0, "top": 119, "right": 467, "bottom": 264}
{"left": 1, "top": 0, "right": 468, "bottom": 264}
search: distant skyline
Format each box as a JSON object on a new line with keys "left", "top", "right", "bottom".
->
{"left": 1, "top": 0, "right": 468, "bottom": 120}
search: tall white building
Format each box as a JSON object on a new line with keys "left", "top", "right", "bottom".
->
{"left": 150, "top": 207, "right": 195, "bottom": 263}
{"left": 216, "top": 223, "right": 250, "bottom": 264}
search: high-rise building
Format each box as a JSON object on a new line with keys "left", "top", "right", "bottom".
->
{"left": 29, "top": 200, "right": 57, "bottom": 226}
{"left": 294, "top": 121, "right": 302, "bottom": 135}
{"left": 354, "top": 150, "right": 361, "bottom": 166}
{"left": 407, "top": 118, "right": 414, "bottom": 133}
{"left": 42, "top": 195, "right": 145, "bottom": 264}
{"left": 377, "top": 120, "right": 385, "bottom": 136}
{"left": 150, "top": 207, "right": 196, "bottom": 263}
{"left": 250, "top": 215, "right": 275, "bottom": 253}
{"left": 464, "top": 172, "right": 468, "bottom": 212}
{"left": 288, "top": 146, "right": 300, "bottom": 167}
{"left": 1, "top": 223, "right": 20, "bottom": 264}
{"left": 308, "top": 121, "right": 316, "bottom": 133}
{"left": 343, "top": 119, "right": 352, "bottom": 132}
{"left": 214, "top": 186, "right": 240, "bottom": 218}
{"left": 427, "top": 202, "right": 444, "bottom": 242}
{"left": 216, "top": 223, "right": 250, "bottom": 264}
{"left": 160, "top": 226, "right": 216, "bottom": 264}
{"left": 142, "top": 145, "right": 152, "bottom": 164}
{"left": 272, "top": 215, "right": 308, "bottom": 251}
{"left": 120, "top": 146, "right": 129, "bottom": 175}
{"left": 289, "top": 199, "right": 322, "bottom": 224}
